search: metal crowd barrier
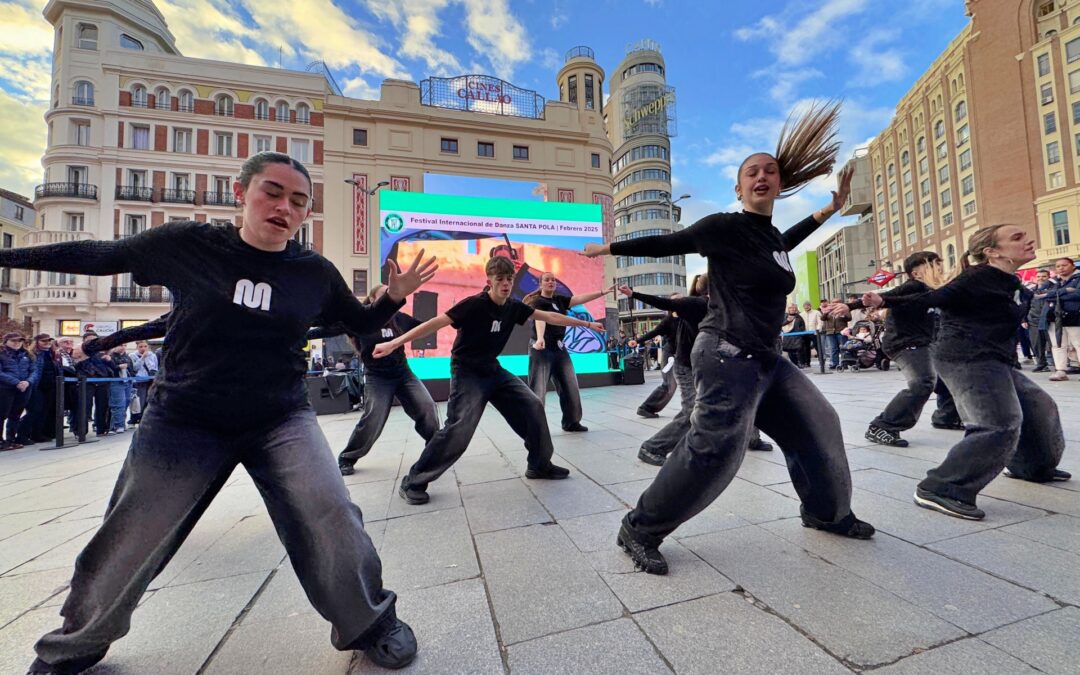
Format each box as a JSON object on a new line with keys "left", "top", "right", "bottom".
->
{"left": 54, "top": 375, "right": 153, "bottom": 448}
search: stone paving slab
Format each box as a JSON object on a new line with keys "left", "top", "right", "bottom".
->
{"left": 507, "top": 618, "right": 671, "bottom": 675}
{"left": 1, "top": 368, "right": 1078, "bottom": 673}
{"left": 635, "top": 593, "right": 852, "bottom": 675}
{"left": 475, "top": 523, "right": 622, "bottom": 645}
{"left": 682, "top": 525, "right": 966, "bottom": 667}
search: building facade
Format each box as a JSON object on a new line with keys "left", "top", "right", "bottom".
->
{"left": 604, "top": 40, "right": 686, "bottom": 334}
{"left": 865, "top": 1, "right": 1080, "bottom": 275}
{"left": 31, "top": 0, "right": 327, "bottom": 338}
{"left": 816, "top": 214, "right": 878, "bottom": 301}
{"left": 321, "top": 48, "right": 615, "bottom": 324}
{"left": 0, "top": 190, "right": 36, "bottom": 321}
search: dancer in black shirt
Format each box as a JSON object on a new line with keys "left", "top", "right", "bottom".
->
{"left": 15, "top": 153, "right": 435, "bottom": 673}
{"left": 523, "top": 273, "right": 612, "bottom": 432}
{"left": 375, "top": 256, "right": 604, "bottom": 505}
{"left": 863, "top": 225, "right": 1070, "bottom": 520}
{"left": 583, "top": 103, "right": 874, "bottom": 574}
{"left": 633, "top": 312, "right": 679, "bottom": 418}
{"left": 309, "top": 285, "right": 440, "bottom": 476}
{"left": 825, "top": 252, "right": 961, "bottom": 447}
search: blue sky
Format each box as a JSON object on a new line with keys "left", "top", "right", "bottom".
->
{"left": 0, "top": 0, "right": 970, "bottom": 274}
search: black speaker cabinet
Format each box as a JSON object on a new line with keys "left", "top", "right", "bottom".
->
{"left": 307, "top": 375, "right": 351, "bottom": 415}
{"left": 411, "top": 291, "right": 438, "bottom": 350}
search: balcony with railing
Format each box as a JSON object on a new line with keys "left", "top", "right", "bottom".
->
{"left": 565, "top": 46, "right": 595, "bottom": 62}
{"left": 24, "top": 230, "right": 95, "bottom": 246}
{"left": 203, "top": 191, "right": 237, "bottom": 206}
{"left": 19, "top": 285, "right": 93, "bottom": 308}
{"left": 35, "top": 183, "right": 98, "bottom": 200}
{"left": 71, "top": 96, "right": 95, "bottom": 106}
{"left": 160, "top": 189, "right": 196, "bottom": 204}
{"left": 110, "top": 286, "right": 172, "bottom": 303}
{"left": 116, "top": 185, "right": 154, "bottom": 201}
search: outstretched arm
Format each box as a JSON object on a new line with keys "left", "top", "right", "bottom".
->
{"left": 568, "top": 286, "right": 615, "bottom": 307}
{"left": 533, "top": 318, "right": 547, "bottom": 350}
{"left": 83, "top": 314, "right": 170, "bottom": 355}
{"left": 372, "top": 314, "right": 453, "bottom": 359}
{"left": 0, "top": 232, "right": 161, "bottom": 277}
{"left": 532, "top": 309, "right": 604, "bottom": 332}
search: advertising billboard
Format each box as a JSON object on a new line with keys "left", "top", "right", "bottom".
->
{"left": 379, "top": 191, "right": 610, "bottom": 379}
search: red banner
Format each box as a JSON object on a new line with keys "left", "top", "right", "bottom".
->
{"left": 868, "top": 269, "right": 896, "bottom": 287}
{"left": 352, "top": 173, "right": 367, "bottom": 255}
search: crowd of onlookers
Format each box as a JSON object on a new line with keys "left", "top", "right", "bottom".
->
{"left": 0, "top": 331, "right": 160, "bottom": 450}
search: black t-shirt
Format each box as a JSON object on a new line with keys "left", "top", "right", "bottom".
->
{"left": 611, "top": 211, "right": 819, "bottom": 357}
{"left": 849, "top": 279, "right": 936, "bottom": 357}
{"left": 531, "top": 294, "right": 572, "bottom": 348}
{"left": 310, "top": 312, "right": 423, "bottom": 374}
{"left": 883, "top": 264, "right": 1029, "bottom": 364}
{"left": 633, "top": 292, "right": 708, "bottom": 367}
{"left": 446, "top": 292, "right": 534, "bottom": 374}
{"left": 0, "top": 222, "right": 402, "bottom": 431}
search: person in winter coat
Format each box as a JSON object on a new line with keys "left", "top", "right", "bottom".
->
{"left": 107, "top": 345, "right": 134, "bottom": 433}
{"left": 782, "top": 303, "right": 808, "bottom": 366}
{"left": 16, "top": 334, "right": 61, "bottom": 445}
{"left": 0, "top": 332, "right": 42, "bottom": 449}
{"left": 1027, "top": 269, "right": 1055, "bottom": 372}
{"left": 75, "top": 332, "right": 116, "bottom": 436}
{"left": 1044, "top": 257, "right": 1080, "bottom": 381}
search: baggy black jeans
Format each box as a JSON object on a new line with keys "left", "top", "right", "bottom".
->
{"left": 920, "top": 357, "right": 1065, "bottom": 504}
{"left": 872, "top": 346, "right": 960, "bottom": 433}
{"left": 527, "top": 345, "right": 583, "bottom": 429}
{"left": 34, "top": 406, "right": 396, "bottom": 670}
{"left": 339, "top": 367, "right": 440, "bottom": 468}
{"left": 639, "top": 363, "right": 677, "bottom": 414}
{"left": 626, "top": 332, "right": 854, "bottom": 543}
{"left": 404, "top": 366, "right": 555, "bottom": 491}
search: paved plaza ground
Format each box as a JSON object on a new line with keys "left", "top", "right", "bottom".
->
{"left": 0, "top": 368, "right": 1077, "bottom": 674}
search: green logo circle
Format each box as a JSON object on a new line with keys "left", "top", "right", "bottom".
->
{"left": 383, "top": 213, "right": 405, "bottom": 233}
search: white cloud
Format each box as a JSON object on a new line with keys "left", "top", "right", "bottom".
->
{"left": 755, "top": 67, "right": 823, "bottom": 104}
{"left": 460, "top": 0, "right": 531, "bottom": 80}
{"left": 342, "top": 75, "right": 380, "bottom": 99}
{"left": 157, "top": 0, "right": 267, "bottom": 65}
{"left": 540, "top": 47, "right": 560, "bottom": 70}
{"left": 0, "top": 1, "right": 53, "bottom": 59}
{"left": 735, "top": 0, "right": 869, "bottom": 66}
{"left": 644, "top": 0, "right": 663, "bottom": 5}
{"left": 364, "top": 0, "right": 463, "bottom": 75}
{"left": 0, "top": 89, "right": 47, "bottom": 197}
{"left": 847, "top": 29, "right": 907, "bottom": 87}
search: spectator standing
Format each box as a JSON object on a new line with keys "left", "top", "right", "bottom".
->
{"left": 1046, "top": 257, "right": 1080, "bottom": 381}
{"left": 75, "top": 332, "right": 115, "bottom": 437}
{"left": 0, "top": 333, "right": 41, "bottom": 450}
{"left": 1027, "top": 269, "right": 1055, "bottom": 373}
{"left": 801, "top": 301, "right": 822, "bottom": 365}
{"left": 129, "top": 340, "right": 158, "bottom": 424}
{"left": 17, "top": 335, "right": 60, "bottom": 445}
{"left": 107, "top": 345, "right": 133, "bottom": 433}
{"left": 821, "top": 296, "right": 850, "bottom": 369}
{"left": 782, "top": 303, "right": 808, "bottom": 366}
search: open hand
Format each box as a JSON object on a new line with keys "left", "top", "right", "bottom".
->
{"left": 822, "top": 302, "right": 850, "bottom": 318}
{"left": 831, "top": 164, "right": 854, "bottom": 212}
{"left": 387, "top": 249, "right": 438, "bottom": 301}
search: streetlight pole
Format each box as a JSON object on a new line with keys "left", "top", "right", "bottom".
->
{"left": 343, "top": 178, "right": 390, "bottom": 290}
{"left": 663, "top": 193, "right": 691, "bottom": 292}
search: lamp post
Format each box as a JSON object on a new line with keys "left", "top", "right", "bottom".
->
{"left": 343, "top": 178, "right": 390, "bottom": 291}
{"left": 661, "top": 193, "right": 691, "bottom": 292}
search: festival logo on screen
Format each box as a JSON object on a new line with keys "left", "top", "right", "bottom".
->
{"left": 383, "top": 214, "right": 405, "bottom": 233}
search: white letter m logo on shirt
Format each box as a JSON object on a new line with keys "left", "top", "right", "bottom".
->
{"left": 233, "top": 279, "right": 272, "bottom": 311}
{"left": 490, "top": 320, "right": 502, "bottom": 333}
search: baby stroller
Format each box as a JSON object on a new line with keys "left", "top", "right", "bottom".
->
{"left": 837, "top": 320, "right": 879, "bottom": 372}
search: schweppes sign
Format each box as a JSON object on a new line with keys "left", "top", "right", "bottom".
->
{"left": 624, "top": 92, "right": 675, "bottom": 129}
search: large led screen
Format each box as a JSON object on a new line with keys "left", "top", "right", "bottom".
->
{"left": 378, "top": 190, "right": 610, "bottom": 379}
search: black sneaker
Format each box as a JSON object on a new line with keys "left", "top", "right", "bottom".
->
{"left": 636, "top": 408, "right": 659, "bottom": 419}
{"left": 865, "top": 425, "right": 909, "bottom": 447}
{"left": 747, "top": 439, "right": 773, "bottom": 452}
{"left": 525, "top": 463, "right": 570, "bottom": 480}
{"left": 27, "top": 651, "right": 107, "bottom": 674}
{"left": 364, "top": 618, "right": 418, "bottom": 670}
{"left": 562, "top": 423, "right": 589, "bottom": 432}
{"left": 1003, "top": 468, "right": 1072, "bottom": 482}
{"left": 616, "top": 522, "right": 668, "bottom": 575}
{"left": 913, "top": 487, "right": 984, "bottom": 520}
{"left": 1033, "top": 365, "right": 1050, "bottom": 373}
{"left": 339, "top": 464, "right": 355, "bottom": 476}
{"left": 398, "top": 478, "right": 430, "bottom": 505}
{"left": 637, "top": 447, "right": 666, "bottom": 466}
{"left": 799, "top": 505, "right": 875, "bottom": 539}
{"left": 1068, "top": 366, "right": 1080, "bottom": 375}
{"left": 931, "top": 420, "right": 965, "bottom": 431}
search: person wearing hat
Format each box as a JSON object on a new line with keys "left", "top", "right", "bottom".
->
{"left": 0, "top": 332, "right": 41, "bottom": 450}
{"left": 75, "top": 331, "right": 116, "bottom": 437}
{"left": 16, "top": 334, "right": 61, "bottom": 446}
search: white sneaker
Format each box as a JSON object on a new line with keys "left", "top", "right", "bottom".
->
{"left": 1049, "top": 371, "right": 1069, "bottom": 382}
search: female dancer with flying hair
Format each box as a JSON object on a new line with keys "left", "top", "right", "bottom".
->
{"left": 584, "top": 102, "right": 874, "bottom": 575}
{"left": 862, "top": 224, "right": 1069, "bottom": 521}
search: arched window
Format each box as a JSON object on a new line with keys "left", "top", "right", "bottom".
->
{"left": 76, "top": 23, "right": 97, "bottom": 50}
{"left": 73, "top": 80, "right": 94, "bottom": 106}
{"left": 955, "top": 100, "right": 967, "bottom": 121}
{"left": 155, "top": 86, "right": 170, "bottom": 110}
{"left": 887, "top": 163, "right": 895, "bottom": 178}
{"left": 934, "top": 120, "right": 945, "bottom": 139}
{"left": 295, "top": 102, "right": 310, "bottom": 124}
{"left": 131, "top": 85, "right": 147, "bottom": 107}
{"left": 901, "top": 150, "right": 909, "bottom": 166}
{"left": 1047, "top": 30, "right": 1058, "bottom": 38}
{"left": 178, "top": 89, "right": 194, "bottom": 112}
{"left": 254, "top": 98, "right": 269, "bottom": 120}
{"left": 946, "top": 243, "right": 956, "bottom": 269}
{"left": 275, "top": 100, "right": 289, "bottom": 122}
{"left": 215, "top": 94, "right": 234, "bottom": 116}
{"left": 120, "top": 34, "right": 144, "bottom": 50}
{"left": 917, "top": 136, "right": 926, "bottom": 154}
